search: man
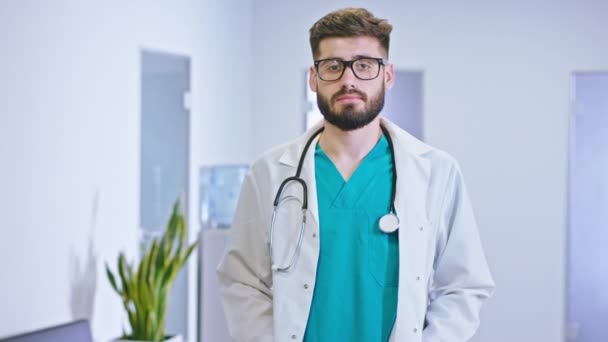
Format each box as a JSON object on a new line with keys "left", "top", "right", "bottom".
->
{"left": 217, "top": 8, "right": 494, "bottom": 342}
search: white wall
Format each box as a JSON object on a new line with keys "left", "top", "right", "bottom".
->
{"left": 250, "top": 1, "right": 608, "bottom": 341}
{"left": 0, "top": 1, "right": 252, "bottom": 341}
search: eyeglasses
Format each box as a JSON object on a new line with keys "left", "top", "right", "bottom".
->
{"left": 314, "top": 58, "right": 385, "bottom": 81}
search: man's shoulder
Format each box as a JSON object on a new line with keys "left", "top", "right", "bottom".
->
{"left": 388, "top": 122, "right": 459, "bottom": 170}
{"left": 248, "top": 134, "right": 304, "bottom": 173}
{"left": 420, "top": 143, "right": 459, "bottom": 170}
{"left": 410, "top": 138, "right": 467, "bottom": 189}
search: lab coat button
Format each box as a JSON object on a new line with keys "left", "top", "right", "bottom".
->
{"left": 312, "top": 233, "right": 317, "bottom": 238}
{"left": 416, "top": 276, "right": 421, "bottom": 281}
{"left": 413, "top": 328, "right": 418, "bottom": 333}
{"left": 291, "top": 334, "right": 297, "bottom": 339}
{"left": 419, "top": 226, "right": 424, "bottom": 231}
{"left": 304, "top": 284, "right": 309, "bottom": 289}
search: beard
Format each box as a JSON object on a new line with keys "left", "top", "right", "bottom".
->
{"left": 316, "top": 86, "right": 385, "bottom": 131}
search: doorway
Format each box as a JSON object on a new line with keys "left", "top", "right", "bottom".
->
{"left": 139, "top": 49, "right": 191, "bottom": 340}
{"left": 567, "top": 72, "right": 608, "bottom": 342}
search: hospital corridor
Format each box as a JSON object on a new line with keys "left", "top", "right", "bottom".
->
{"left": 1, "top": 1, "right": 607, "bottom": 342}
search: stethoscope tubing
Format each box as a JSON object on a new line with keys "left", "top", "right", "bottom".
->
{"left": 271, "top": 124, "right": 398, "bottom": 272}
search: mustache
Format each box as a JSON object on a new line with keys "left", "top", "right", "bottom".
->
{"left": 331, "top": 89, "right": 367, "bottom": 102}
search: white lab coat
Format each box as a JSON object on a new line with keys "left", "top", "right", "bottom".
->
{"left": 217, "top": 117, "right": 495, "bottom": 342}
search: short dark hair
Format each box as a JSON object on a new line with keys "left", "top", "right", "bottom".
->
{"left": 309, "top": 8, "right": 393, "bottom": 59}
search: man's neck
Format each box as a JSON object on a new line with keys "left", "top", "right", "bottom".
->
{"left": 318, "top": 117, "right": 383, "bottom": 181}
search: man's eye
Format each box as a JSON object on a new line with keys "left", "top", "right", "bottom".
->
{"left": 321, "top": 61, "right": 342, "bottom": 72}
{"left": 356, "top": 61, "right": 373, "bottom": 70}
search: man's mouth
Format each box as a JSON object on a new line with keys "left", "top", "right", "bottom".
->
{"left": 336, "top": 95, "right": 362, "bottom": 102}
{"left": 334, "top": 91, "right": 365, "bottom": 103}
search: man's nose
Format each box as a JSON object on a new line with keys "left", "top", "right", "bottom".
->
{"left": 339, "top": 65, "right": 358, "bottom": 87}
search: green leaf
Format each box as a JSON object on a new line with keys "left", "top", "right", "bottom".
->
{"left": 132, "top": 269, "right": 147, "bottom": 336}
{"left": 127, "top": 307, "right": 137, "bottom": 338}
{"left": 105, "top": 262, "right": 120, "bottom": 294}
{"left": 155, "top": 290, "right": 168, "bottom": 341}
{"left": 155, "top": 239, "right": 166, "bottom": 284}
{"left": 175, "top": 212, "right": 187, "bottom": 257}
{"left": 162, "top": 203, "right": 180, "bottom": 261}
{"left": 159, "top": 257, "right": 180, "bottom": 291}
{"left": 138, "top": 249, "right": 150, "bottom": 299}
{"left": 181, "top": 241, "right": 198, "bottom": 268}
{"left": 118, "top": 253, "right": 131, "bottom": 299}
{"left": 147, "top": 240, "right": 160, "bottom": 288}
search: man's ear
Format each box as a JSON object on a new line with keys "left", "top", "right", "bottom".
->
{"left": 384, "top": 63, "right": 395, "bottom": 89}
{"left": 309, "top": 66, "right": 318, "bottom": 92}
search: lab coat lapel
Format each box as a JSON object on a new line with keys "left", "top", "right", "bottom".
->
{"left": 381, "top": 118, "right": 431, "bottom": 224}
{"left": 388, "top": 122, "right": 431, "bottom": 276}
{"left": 382, "top": 118, "right": 432, "bottom": 339}
{"left": 393, "top": 149, "right": 430, "bottom": 227}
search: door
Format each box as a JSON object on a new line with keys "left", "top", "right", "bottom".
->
{"left": 567, "top": 72, "right": 608, "bottom": 342}
{"left": 140, "top": 49, "right": 191, "bottom": 340}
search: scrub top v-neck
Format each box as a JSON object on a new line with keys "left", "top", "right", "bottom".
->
{"left": 303, "top": 133, "right": 399, "bottom": 342}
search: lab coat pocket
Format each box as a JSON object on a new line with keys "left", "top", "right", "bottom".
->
{"left": 367, "top": 214, "right": 400, "bottom": 288}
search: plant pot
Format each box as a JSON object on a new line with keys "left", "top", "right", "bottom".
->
{"left": 114, "top": 335, "right": 183, "bottom": 342}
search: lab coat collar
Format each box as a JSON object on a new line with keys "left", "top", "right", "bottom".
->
{"left": 277, "top": 117, "right": 432, "bottom": 168}
{"left": 277, "top": 117, "right": 433, "bottom": 231}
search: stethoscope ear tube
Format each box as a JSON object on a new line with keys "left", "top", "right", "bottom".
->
{"left": 295, "top": 127, "right": 325, "bottom": 178}
{"left": 273, "top": 177, "right": 308, "bottom": 209}
{"left": 270, "top": 195, "right": 307, "bottom": 272}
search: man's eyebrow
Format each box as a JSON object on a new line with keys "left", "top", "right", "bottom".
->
{"left": 320, "top": 55, "right": 378, "bottom": 61}
{"left": 352, "top": 54, "right": 376, "bottom": 59}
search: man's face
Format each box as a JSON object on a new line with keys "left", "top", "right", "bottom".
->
{"left": 309, "top": 36, "right": 394, "bottom": 131}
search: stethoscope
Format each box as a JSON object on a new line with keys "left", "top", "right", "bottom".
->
{"left": 270, "top": 124, "right": 399, "bottom": 272}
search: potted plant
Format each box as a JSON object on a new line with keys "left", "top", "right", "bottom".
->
{"left": 106, "top": 200, "right": 198, "bottom": 342}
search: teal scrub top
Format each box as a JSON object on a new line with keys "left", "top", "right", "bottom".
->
{"left": 303, "top": 134, "right": 399, "bottom": 342}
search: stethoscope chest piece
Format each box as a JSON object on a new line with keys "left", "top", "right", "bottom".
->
{"left": 379, "top": 213, "right": 400, "bottom": 233}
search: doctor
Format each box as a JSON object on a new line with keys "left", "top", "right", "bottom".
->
{"left": 217, "top": 7, "right": 494, "bottom": 342}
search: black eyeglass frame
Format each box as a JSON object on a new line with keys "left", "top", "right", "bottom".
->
{"left": 313, "top": 58, "right": 385, "bottom": 81}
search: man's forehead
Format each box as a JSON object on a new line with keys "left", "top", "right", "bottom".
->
{"left": 316, "top": 36, "right": 385, "bottom": 59}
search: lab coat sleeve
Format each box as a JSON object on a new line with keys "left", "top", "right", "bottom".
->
{"left": 422, "top": 161, "right": 495, "bottom": 342}
{"left": 216, "top": 170, "right": 274, "bottom": 342}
